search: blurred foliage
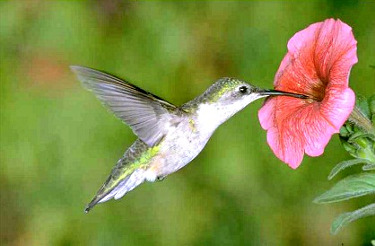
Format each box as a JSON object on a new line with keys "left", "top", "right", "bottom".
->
{"left": 1, "top": 1, "right": 375, "bottom": 245}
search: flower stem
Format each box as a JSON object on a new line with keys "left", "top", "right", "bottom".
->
{"left": 349, "top": 106, "right": 375, "bottom": 135}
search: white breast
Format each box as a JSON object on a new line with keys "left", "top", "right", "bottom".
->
{"left": 195, "top": 103, "right": 233, "bottom": 134}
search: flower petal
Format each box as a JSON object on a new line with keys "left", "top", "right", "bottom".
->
{"left": 258, "top": 19, "right": 357, "bottom": 168}
{"left": 320, "top": 87, "right": 356, "bottom": 130}
{"left": 314, "top": 19, "right": 358, "bottom": 86}
{"left": 258, "top": 97, "right": 276, "bottom": 130}
{"left": 274, "top": 19, "right": 357, "bottom": 99}
{"left": 297, "top": 103, "right": 336, "bottom": 157}
{"left": 275, "top": 22, "right": 323, "bottom": 96}
{"left": 298, "top": 87, "right": 355, "bottom": 157}
{"left": 259, "top": 97, "right": 308, "bottom": 168}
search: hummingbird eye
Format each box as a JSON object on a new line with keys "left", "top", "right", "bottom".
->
{"left": 239, "top": 86, "right": 248, "bottom": 94}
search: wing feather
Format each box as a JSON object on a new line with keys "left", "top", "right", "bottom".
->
{"left": 71, "top": 66, "right": 179, "bottom": 146}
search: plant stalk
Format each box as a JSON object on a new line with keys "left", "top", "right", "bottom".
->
{"left": 348, "top": 106, "right": 375, "bottom": 135}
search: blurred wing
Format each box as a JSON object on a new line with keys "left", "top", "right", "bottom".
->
{"left": 71, "top": 66, "right": 178, "bottom": 146}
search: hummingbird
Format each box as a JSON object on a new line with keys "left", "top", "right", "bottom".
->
{"left": 71, "top": 66, "right": 307, "bottom": 213}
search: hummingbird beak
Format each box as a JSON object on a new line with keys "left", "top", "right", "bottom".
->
{"left": 257, "top": 89, "right": 309, "bottom": 99}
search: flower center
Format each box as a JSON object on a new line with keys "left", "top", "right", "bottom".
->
{"left": 309, "top": 79, "right": 326, "bottom": 102}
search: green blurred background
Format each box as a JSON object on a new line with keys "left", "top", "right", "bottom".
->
{"left": 1, "top": 1, "right": 374, "bottom": 245}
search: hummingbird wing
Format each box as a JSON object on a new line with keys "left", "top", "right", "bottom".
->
{"left": 71, "top": 66, "right": 179, "bottom": 146}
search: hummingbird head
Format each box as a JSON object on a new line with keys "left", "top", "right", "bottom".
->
{"left": 203, "top": 77, "right": 265, "bottom": 105}
{"left": 201, "top": 77, "right": 308, "bottom": 107}
{"left": 191, "top": 77, "right": 307, "bottom": 132}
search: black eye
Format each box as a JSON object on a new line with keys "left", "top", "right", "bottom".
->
{"left": 239, "top": 86, "right": 248, "bottom": 94}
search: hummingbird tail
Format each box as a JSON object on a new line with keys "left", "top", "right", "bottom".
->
{"left": 84, "top": 169, "right": 146, "bottom": 213}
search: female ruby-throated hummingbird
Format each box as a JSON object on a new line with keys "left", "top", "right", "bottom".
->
{"left": 71, "top": 66, "right": 307, "bottom": 213}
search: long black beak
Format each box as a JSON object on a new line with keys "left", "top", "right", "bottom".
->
{"left": 258, "top": 89, "right": 309, "bottom": 99}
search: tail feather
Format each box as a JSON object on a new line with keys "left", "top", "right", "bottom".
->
{"left": 84, "top": 169, "right": 146, "bottom": 213}
{"left": 113, "top": 169, "right": 145, "bottom": 199}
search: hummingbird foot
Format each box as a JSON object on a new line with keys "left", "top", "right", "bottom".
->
{"left": 157, "top": 175, "right": 166, "bottom": 181}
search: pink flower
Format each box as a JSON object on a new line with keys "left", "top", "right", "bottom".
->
{"left": 258, "top": 19, "right": 357, "bottom": 169}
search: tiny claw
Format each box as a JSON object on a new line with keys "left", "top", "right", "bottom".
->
{"left": 157, "top": 176, "right": 166, "bottom": 181}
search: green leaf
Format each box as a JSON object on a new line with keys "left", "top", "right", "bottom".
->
{"left": 339, "top": 125, "right": 350, "bottom": 137}
{"left": 340, "top": 140, "right": 358, "bottom": 158}
{"left": 331, "top": 203, "right": 375, "bottom": 235}
{"left": 345, "top": 124, "right": 355, "bottom": 134}
{"left": 363, "top": 163, "right": 375, "bottom": 171}
{"left": 368, "top": 95, "right": 375, "bottom": 115}
{"left": 370, "top": 95, "right": 375, "bottom": 126}
{"left": 348, "top": 131, "right": 375, "bottom": 142}
{"left": 314, "top": 173, "right": 375, "bottom": 204}
{"left": 328, "top": 159, "right": 371, "bottom": 180}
